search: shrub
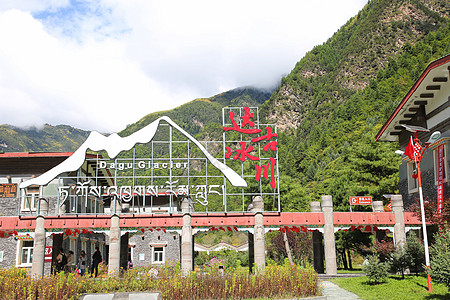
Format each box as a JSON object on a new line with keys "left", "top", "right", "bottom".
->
{"left": 429, "top": 226, "right": 450, "bottom": 289}
{"left": 374, "top": 240, "right": 395, "bottom": 262}
{"left": 362, "top": 254, "right": 389, "bottom": 284}
{"left": 405, "top": 233, "right": 425, "bottom": 275}
{"left": 390, "top": 246, "right": 411, "bottom": 279}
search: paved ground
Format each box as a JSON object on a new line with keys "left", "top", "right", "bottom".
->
{"left": 320, "top": 280, "right": 361, "bottom": 300}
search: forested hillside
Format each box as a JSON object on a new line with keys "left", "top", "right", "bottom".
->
{"left": 262, "top": 0, "right": 450, "bottom": 211}
{"left": 119, "top": 86, "right": 273, "bottom": 139}
{"left": 0, "top": 124, "right": 89, "bottom": 153}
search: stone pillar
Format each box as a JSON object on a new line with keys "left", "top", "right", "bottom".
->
{"left": 372, "top": 201, "right": 386, "bottom": 241}
{"left": 110, "top": 199, "right": 122, "bottom": 214}
{"left": 310, "top": 201, "right": 324, "bottom": 273}
{"left": 372, "top": 201, "right": 384, "bottom": 212}
{"left": 108, "top": 214, "right": 121, "bottom": 276}
{"left": 37, "top": 198, "right": 49, "bottom": 215}
{"left": 250, "top": 196, "right": 265, "bottom": 273}
{"left": 392, "top": 195, "right": 406, "bottom": 248}
{"left": 181, "top": 198, "right": 193, "bottom": 274}
{"left": 31, "top": 200, "right": 46, "bottom": 277}
{"left": 321, "top": 195, "right": 337, "bottom": 275}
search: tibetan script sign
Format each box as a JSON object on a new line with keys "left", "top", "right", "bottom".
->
{"left": 59, "top": 180, "right": 224, "bottom": 207}
{"left": 0, "top": 184, "right": 17, "bottom": 198}
{"left": 349, "top": 196, "right": 373, "bottom": 205}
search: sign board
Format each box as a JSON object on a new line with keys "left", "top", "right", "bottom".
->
{"left": 0, "top": 184, "right": 17, "bottom": 198}
{"left": 44, "top": 246, "right": 53, "bottom": 262}
{"left": 349, "top": 196, "right": 372, "bottom": 205}
{"left": 20, "top": 107, "right": 280, "bottom": 214}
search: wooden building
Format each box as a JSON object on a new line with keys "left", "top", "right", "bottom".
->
{"left": 376, "top": 54, "right": 450, "bottom": 207}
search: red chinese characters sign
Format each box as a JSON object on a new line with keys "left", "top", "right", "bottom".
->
{"left": 223, "top": 107, "right": 278, "bottom": 189}
{"left": 437, "top": 144, "right": 444, "bottom": 214}
{"left": 349, "top": 196, "right": 373, "bottom": 205}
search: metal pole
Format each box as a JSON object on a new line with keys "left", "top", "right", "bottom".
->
{"left": 416, "top": 158, "right": 432, "bottom": 292}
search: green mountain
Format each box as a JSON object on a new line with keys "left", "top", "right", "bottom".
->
{"left": 260, "top": 0, "right": 449, "bottom": 211}
{"left": 119, "top": 86, "right": 273, "bottom": 139}
{"left": 0, "top": 124, "right": 90, "bottom": 153}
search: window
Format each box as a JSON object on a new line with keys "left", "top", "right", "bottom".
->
{"left": 21, "top": 186, "right": 39, "bottom": 212}
{"left": 18, "top": 240, "right": 33, "bottom": 266}
{"left": 90, "top": 242, "right": 95, "bottom": 256}
{"left": 407, "top": 161, "right": 418, "bottom": 193}
{"left": 434, "top": 144, "right": 448, "bottom": 185}
{"left": 69, "top": 238, "right": 77, "bottom": 258}
{"left": 152, "top": 246, "right": 164, "bottom": 264}
{"left": 81, "top": 240, "right": 87, "bottom": 253}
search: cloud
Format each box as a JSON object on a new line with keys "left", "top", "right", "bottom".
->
{"left": 0, "top": 0, "right": 368, "bottom": 132}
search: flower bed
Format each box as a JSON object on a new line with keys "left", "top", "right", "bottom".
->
{"left": 0, "top": 262, "right": 319, "bottom": 299}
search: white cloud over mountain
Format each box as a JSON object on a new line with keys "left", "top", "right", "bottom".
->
{"left": 0, "top": 0, "right": 367, "bottom": 132}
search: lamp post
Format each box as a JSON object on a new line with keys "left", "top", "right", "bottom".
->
{"left": 399, "top": 125, "right": 440, "bottom": 293}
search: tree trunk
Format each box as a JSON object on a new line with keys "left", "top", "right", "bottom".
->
{"left": 283, "top": 231, "right": 294, "bottom": 265}
{"left": 347, "top": 249, "right": 353, "bottom": 270}
{"left": 340, "top": 251, "right": 348, "bottom": 270}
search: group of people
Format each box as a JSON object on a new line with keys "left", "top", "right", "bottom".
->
{"left": 54, "top": 247, "right": 102, "bottom": 277}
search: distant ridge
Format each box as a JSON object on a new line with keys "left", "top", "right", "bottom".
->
{"left": 0, "top": 86, "right": 272, "bottom": 153}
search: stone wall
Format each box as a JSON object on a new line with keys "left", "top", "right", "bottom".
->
{"left": 129, "top": 231, "right": 180, "bottom": 268}
{"left": 0, "top": 197, "right": 19, "bottom": 216}
{"left": 0, "top": 236, "right": 17, "bottom": 269}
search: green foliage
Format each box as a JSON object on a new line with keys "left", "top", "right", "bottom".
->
{"left": 370, "top": 239, "right": 395, "bottom": 263}
{"left": 194, "top": 231, "right": 248, "bottom": 247}
{"left": 335, "top": 230, "right": 372, "bottom": 269}
{"left": 266, "top": 231, "right": 313, "bottom": 267}
{"left": 429, "top": 226, "right": 450, "bottom": 289}
{"left": 194, "top": 249, "right": 249, "bottom": 269}
{"left": 404, "top": 233, "right": 425, "bottom": 275}
{"left": 390, "top": 246, "right": 410, "bottom": 279}
{"left": 362, "top": 254, "right": 390, "bottom": 284}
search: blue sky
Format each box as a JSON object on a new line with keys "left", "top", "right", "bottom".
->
{"left": 0, "top": 0, "right": 368, "bottom": 132}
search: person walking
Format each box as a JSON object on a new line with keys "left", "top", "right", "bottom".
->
{"left": 56, "top": 248, "right": 67, "bottom": 273}
{"left": 65, "top": 250, "right": 74, "bottom": 273}
{"left": 90, "top": 247, "right": 102, "bottom": 278}
{"left": 77, "top": 250, "right": 87, "bottom": 276}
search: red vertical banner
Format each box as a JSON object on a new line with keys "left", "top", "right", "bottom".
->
{"left": 437, "top": 144, "right": 444, "bottom": 214}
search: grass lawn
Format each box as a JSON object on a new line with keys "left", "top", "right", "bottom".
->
{"left": 337, "top": 268, "right": 365, "bottom": 274}
{"left": 332, "top": 274, "right": 450, "bottom": 300}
